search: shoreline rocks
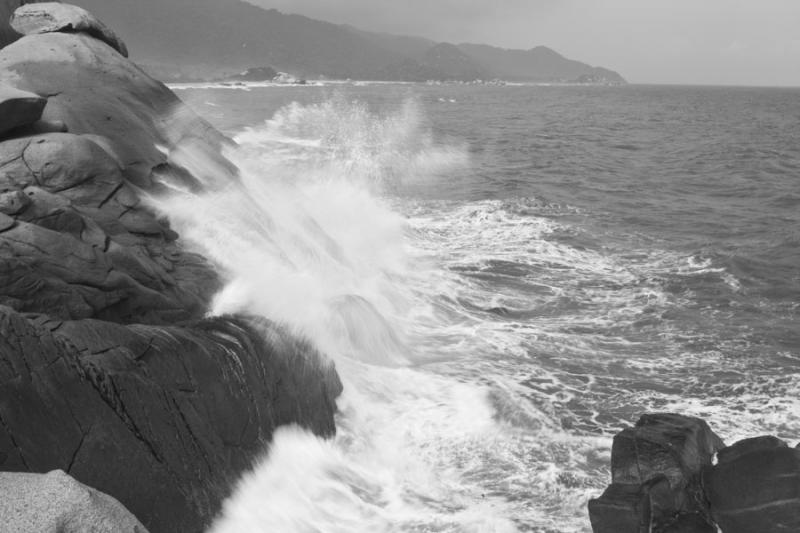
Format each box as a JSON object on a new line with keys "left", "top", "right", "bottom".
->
{"left": 590, "top": 413, "right": 800, "bottom": 533}
{"left": 0, "top": 3, "right": 343, "bottom": 531}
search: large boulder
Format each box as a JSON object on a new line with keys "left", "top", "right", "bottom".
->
{"left": 0, "top": 0, "right": 52, "bottom": 49}
{"left": 0, "top": 31, "right": 233, "bottom": 188}
{"left": 703, "top": 436, "right": 800, "bottom": 533}
{"left": 0, "top": 306, "right": 342, "bottom": 532}
{"left": 0, "top": 132, "right": 218, "bottom": 323}
{"left": 10, "top": 1, "right": 128, "bottom": 57}
{"left": 0, "top": 83, "right": 46, "bottom": 137}
{"left": 589, "top": 413, "right": 724, "bottom": 532}
{"left": 0, "top": 470, "right": 147, "bottom": 532}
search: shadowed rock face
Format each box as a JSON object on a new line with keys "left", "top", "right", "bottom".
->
{"left": 0, "top": 5, "right": 343, "bottom": 532}
{"left": 0, "top": 83, "right": 46, "bottom": 137}
{"left": 704, "top": 436, "right": 800, "bottom": 533}
{"left": 589, "top": 413, "right": 724, "bottom": 533}
{"left": 0, "top": 307, "right": 342, "bottom": 532}
{"left": 591, "top": 415, "right": 800, "bottom": 533}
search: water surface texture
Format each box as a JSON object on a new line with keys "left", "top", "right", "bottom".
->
{"left": 165, "top": 84, "right": 800, "bottom": 532}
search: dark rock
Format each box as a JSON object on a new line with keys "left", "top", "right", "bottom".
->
{"left": 0, "top": 83, "right": 46, "bottom": 137}
{"left": 0, "top": 31, "right": 234, "bottom": 188}
{"left": 590, "top": 414, "right": 725, "bottom": 533}
{"left": 588, "top": 475, "right": 674, "bottom": 533}
{"left": 7, "top": 118, "right": 68, "bottom": 137}
{"left": 659, "top": 512, "right": 717, "bottom": 533}
{"left": 10, "top": 2, "right": 128, "bottom": 57}
{"left": 0, "top": 470, "right": 148, "bottom": 532}
{"left": 0, "top": 306, "right": 342, "bottom": 533}
{"left": 612, "top": 413, "right": 724, "bottom": 517}
{"left": 704, "top": 435, "right": 800, "bottom": 533}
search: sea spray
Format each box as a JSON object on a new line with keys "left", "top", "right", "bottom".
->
{"left": 148, "top": 97, "right": 546, "bottom": 531}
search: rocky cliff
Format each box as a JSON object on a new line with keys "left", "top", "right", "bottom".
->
{"left": 0, "top": 3, "right": 342, "bottom": 532}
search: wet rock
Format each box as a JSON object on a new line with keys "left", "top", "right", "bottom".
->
{"left": 659, "top": 512, "right": 717, "bottom": 533}
{"left": 0, "top": 470, "right": 148, "bottom": 532}
{"left": 10, "top": 2, "right": 128, "bottom": 57}
{"left": 590, "top": 413, "right": 725, "bottom": 533}
{"left": 612, "top": 413, "right": 724, "bottom": 516}
{"left": 588, "top": 475, "right": 674, "bottom": 533}
{"left": 0, "top": 83, "right": 46, "bottom": 137}
{"left": 704, "top": 435, "right": 800, "bottom": 533}
{"left": 0, "top": 306, "right": 342, "bottom": 533}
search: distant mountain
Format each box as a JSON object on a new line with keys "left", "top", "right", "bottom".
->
{"left": 421, "top": 43, "right": 490, "bottom": 82}
{"left": 67, "top": 0, "right": 625, "bottom": 83}
{"left": 457, "top": 44, "right": 625, "bottom": 83}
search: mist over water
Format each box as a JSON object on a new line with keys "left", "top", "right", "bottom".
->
{"left": 157, "top": 84, "right": 800, "bottom": 532}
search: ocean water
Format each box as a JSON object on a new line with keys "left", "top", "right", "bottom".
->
{"left": 160, "top": 83, "right": 800, "bottom": 532}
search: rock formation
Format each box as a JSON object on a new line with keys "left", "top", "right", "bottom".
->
{"left": 0, "top": 3, "right": 342, "bottom": 532}
{"left": 0, "top": 0, "right": 51, "bottom": 49}
{"left": 0, "top": 470, "right": 148, "bottom": 532}
{"left": 704, "top": 436, "right": 800, "bottom": 532}
{"left": 590, "top": 414, "right": 800, "bottom": 533}
{"left": 0, "top": 83, "right": 46, "bottom": 136}
{"left": 11, "top": 2, "right": 128, "bottom": 57}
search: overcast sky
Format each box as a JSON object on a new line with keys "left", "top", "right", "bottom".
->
{"left": 246, "top": 0, "right": 800, "bottom": 86}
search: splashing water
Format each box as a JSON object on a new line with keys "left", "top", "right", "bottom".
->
{"left": 148, "top": 96, "right": 617, "bottom": 532}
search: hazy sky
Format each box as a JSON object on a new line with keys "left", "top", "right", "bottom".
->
{"left": 247, "top": 0, "right": 800, "bottom": 86}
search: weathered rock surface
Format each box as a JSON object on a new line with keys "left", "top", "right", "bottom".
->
{"left": 704, "top": 436, "right": 800, "bottom": 533}
{"left": 0, "top": 0, "right": 52, "bottom": 49}
{"left": 611, "top": 413, "right": 724, "bottom": 517}
{"left": 0, "top": 83, "right": 46, "bottom": 137}
{"left": 0, "top": 5, "right": 343, "bottom": 533}
{"left": 10, "top": 1, "right": 128, "bottom": 57}
{"left": 0, "top": 30, "right": 233, "bottom": 188}
{"left": 0, "top": 469, "right": 148, "bottom": 532}
{"left": 590, "top": 413, "right": 724, "bottom": 532}
{"left": 0, "top": 131, "right": 217, "bottom": 323}
{"left": 591, "top": 415, "right": 800, "bottom": 533}
{"left": 588, "top": 475, "right": 675, "bottom": 533}
{"left": 0, "top": 306, "right": 342, "bottom": 532}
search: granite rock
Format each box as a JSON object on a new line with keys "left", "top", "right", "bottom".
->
{"left": 10, "top": 2, "right": 128, "bottom": 57}
{"left": 0, "top": 470, "right": 148, "bottom": 532}
{"left": 0, "top": 83, "right": 46, "bottom": 137}
{"left": 704, "top": 436, "right": 800, "bottom": 533}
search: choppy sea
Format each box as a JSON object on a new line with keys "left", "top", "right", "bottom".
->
{"left": 161, "top": 82, "right": 800, "bottom": 532}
